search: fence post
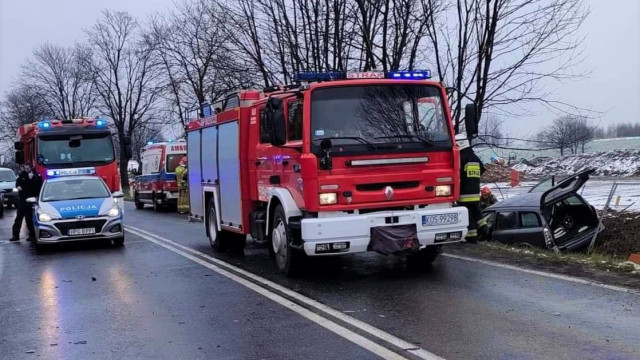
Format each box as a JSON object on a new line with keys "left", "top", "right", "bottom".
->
{"left": 588, "top": 181, "right": 617, "bottom": 254}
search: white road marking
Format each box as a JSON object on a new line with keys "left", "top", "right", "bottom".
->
{"left": 125, "top": 225, "right": 443, "bottom": 360}
{"left": 442, "top": 253, "right": 639, "bottom": 295}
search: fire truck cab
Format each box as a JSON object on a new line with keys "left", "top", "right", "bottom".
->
{"left": 133, "top": 140, "right": 187, "bottom": 211}
{"left": 14, "top": 117, "right": 128, "bottom": 193}
{"left": 187, "top": 70, "right": 479, "bottom": 275}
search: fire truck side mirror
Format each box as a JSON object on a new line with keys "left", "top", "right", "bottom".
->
{"left": 267, "top": 97, "right": 286, "bottom": 146}
{"left": 464, "top": 103, "right": 479, "bottom": 139}
{"left": 15, "top": 151, "right": 24, "bottom": 165}
{"left": 14, "top": 141, "right": 24, "bottom": 151}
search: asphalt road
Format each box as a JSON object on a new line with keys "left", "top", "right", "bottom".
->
{"left": 1, "top": 202, "right": 638, "bottom": 360}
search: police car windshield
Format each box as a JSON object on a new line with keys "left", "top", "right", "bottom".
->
{"left": 311, "top": 84, "right": 451, "bottom": 152}
{"left": 41, "top": 178, "right": 110, "bottom": 202}
{"left": 37, "top": 133, "right": 115, "bottom": 167}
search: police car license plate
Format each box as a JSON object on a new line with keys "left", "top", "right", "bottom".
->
{"left": 68, "top": 228, "right": 96, "bottom": 236}
{"left": 422, "top": 213, "right": 458, "bottom": 226}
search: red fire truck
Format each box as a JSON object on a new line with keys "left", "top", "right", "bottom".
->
{"left": 133, "top": 140, "right": 187, "bottom": 211}
{"left": 14, "top": 117, "right": 129, "bottom": 193}
{"left": 186, "top": 70, "right": 479, "bottom": 275}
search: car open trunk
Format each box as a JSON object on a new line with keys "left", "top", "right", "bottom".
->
{"left": 540, "top": 169, "right": 599, "bottom": 251}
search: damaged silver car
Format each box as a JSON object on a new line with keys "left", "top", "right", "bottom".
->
{"left": 480, "top": 169, "right": 601, "bottom": 251}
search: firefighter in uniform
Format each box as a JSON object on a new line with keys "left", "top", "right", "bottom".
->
{"left": 456, "top": 134, "right": 485, "bottom": 243}
{"left": 175, "top": 156, "right": 190, "bottom": 214}
{"left": 480, "top": 186, "right": 498, "bottom": 209}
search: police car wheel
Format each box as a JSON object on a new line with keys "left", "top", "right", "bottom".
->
{"left": 113, "top": 237, "right": 125, "bottom": 247}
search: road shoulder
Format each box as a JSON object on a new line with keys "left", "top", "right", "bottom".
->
{"left": 444, "top": 242, "right": 640, "bottom": 291}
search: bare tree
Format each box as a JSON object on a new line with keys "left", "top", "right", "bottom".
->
{"left": 478, "top": 114, "right": 507, "bottom": 147}
{"left": 149, "top": 0, "right": 255, "bottom": 130}
{"left": 21, "top": 43, "right": 97, "bottom": 119}
{"left": 0, "top": 84, "right": 50, "bottom": 143}
{"left": 85, "top": 10, "right": 162, "bottom": 190}
{"left": 536, "top": 116, "right": 593, "bottom": 155}
{"left": 424, "top": 0, "right": 588, "bottom": 132}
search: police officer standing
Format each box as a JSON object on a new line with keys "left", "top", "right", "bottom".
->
{"left": 456, "top": 134, "right": 485, "bottom": 243}
{"left": 10, "top": 164, "right": 43, "bottom": 241}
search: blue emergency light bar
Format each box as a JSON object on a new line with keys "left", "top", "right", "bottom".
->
{"left": 95, "top": 118, "right": 107, "bottom": 127}
{"left": 38, "top": 121, "right": 52, "bottom": 129}
{"left": 292, "top": 70, "right": 431, "bottom": 82}
{"left": 388, "top": 70, "right": 431, "bottom": 79}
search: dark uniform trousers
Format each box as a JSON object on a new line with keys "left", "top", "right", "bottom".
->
{"left": 459, "top": 149, "right": 484, "bottom": 242}
{"left": 13, "top": 202, "right": 36, "bottom": 239}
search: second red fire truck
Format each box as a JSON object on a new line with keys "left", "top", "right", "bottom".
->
{"left": 187, "top": 70, "right": 479, "bottom": 275}
{"left": 15, "top": 117, "right": 128, "bottom": 193}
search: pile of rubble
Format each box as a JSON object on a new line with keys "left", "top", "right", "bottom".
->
{"left": 512, "top": 150, "right": 640, "bottom": 178}
{"left": 481, "top": 163, "right": 535, "bottom": 183}
{"left": 595, "top": 210, "right": 640, "bottom": 256}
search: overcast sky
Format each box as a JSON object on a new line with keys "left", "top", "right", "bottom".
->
{"left": 1, "top": 0, "right": 639, "bottom": 136}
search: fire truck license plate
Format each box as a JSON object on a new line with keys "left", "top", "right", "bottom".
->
{"left": 422, "top": 214, "right": 458, "bottom": 226}
{"left": 68, "top": 228, "right": 96, "bottom": 236}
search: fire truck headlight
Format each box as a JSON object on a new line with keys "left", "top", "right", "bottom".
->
{"left": 435, "top": 185, "right": 452, "bottom": 197}
{"left": 12, "top": 188, "right": 18, "bottom": 192}
{"left": 319, "top": 193, "right": 338, "bottom": 205}
{"left": 107, "top": 206, "right": 120, "bottom": 217}
{"left": 38, "top": 212, "right": 53, "bottom": 222}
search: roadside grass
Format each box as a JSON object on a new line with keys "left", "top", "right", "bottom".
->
{"left": 479, "top": 242, "right": 639, "bottom": 275}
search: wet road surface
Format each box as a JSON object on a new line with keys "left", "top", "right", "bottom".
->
{"left": 1, "top": 202, "right": 639, "bottom": 360}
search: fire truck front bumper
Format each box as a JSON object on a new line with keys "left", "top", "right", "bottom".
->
{"left": 300, "top": 206, "right": 469, "bottom": 256}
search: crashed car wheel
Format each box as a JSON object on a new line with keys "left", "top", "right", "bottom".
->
{"left": 563, "top": 215, "right": 574, "bottom": 229}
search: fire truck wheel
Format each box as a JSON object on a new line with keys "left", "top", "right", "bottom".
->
{"left": 271, "top": 205, "right": 302, "bottom": 276}
{"left": 207, "top": 201, "right": 228, "bottom": 251}
{"left": 134, "top": 192, "right": 144, "bottom": 209}
{"left": 407, "top": 245, "right": 441, "bottom": 270}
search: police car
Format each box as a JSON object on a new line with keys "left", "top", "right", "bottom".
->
{"left": 27, "top": 175, "right": 125, "bottom": 249}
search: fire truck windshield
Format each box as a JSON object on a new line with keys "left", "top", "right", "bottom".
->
{"left": 37, "top": 133, "right": 115, "bottom": 168}
{"left": 311, "top": 84, "right": 451, "bottom": 154}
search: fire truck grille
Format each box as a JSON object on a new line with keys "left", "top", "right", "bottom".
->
{"left": 54, "top": 220, "right": 107, "bottom": 235}
{"left": 356, "top": 181, "right": 419, "bottom": 191}
{"left": 359, "top": 206, "right": 414, "bottom": 215}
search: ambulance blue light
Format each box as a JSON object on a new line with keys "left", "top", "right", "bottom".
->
{"left": 386, "top": 70, "right": 431, "bottom": 80}
{"left": 293, "top": 71, "right": 346, "bottom": 82}
{"left": 38, "top": 121, "right": 52, "bottom": 129}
